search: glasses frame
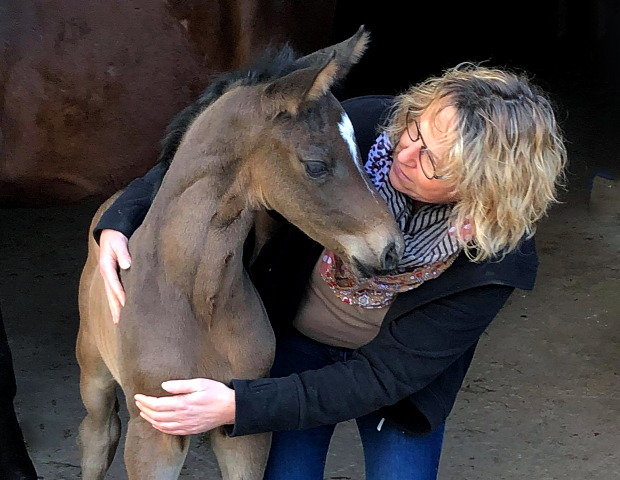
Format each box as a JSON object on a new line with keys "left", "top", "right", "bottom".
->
{"left": 405, "top": 110, "right": 445, "bottom": 180}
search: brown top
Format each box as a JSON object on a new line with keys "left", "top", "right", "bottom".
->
{"left": 292, "top": 259, "right": 389, "bottom": 349}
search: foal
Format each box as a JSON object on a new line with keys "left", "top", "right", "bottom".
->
{"left": 76, "top": 26, "right": 404, "bottom": 480}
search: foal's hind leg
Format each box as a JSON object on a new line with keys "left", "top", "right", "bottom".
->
{"left": 211, "top": 427, "right": 271, "bottom": 480}
{"left": 124, "top": 416, "right": 190, "bottom": 480}
{"left": 77, "top": 340, "right": 121, "bottom": 480}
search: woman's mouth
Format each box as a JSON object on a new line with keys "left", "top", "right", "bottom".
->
{"left": 392, "top": 158, "right": 413, "bottom": 184}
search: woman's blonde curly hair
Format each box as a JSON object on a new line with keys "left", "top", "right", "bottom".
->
{"left": 383, "top": 63, "right": 567, "bottom": 261}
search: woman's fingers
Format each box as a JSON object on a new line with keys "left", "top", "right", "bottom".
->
{"left": 102, "top": 257, "right": 126, "bottom": 306}
{"left": 98, "top": 229, "right": 131, "bottom": 323}
{"left": 102, "top": 278, "right": 121, "bottom": 324}
{"left": 134, "top": 394, "right": 183, "bottom": 412}
{"left": 136, "top": 403, "right": 178, "bottom": 424}
{"left": 115, "top": 242, "right": 132, "bottom": 270}
{"left": 139, "top": 413, "right": 194, "bottom": 435}
{"left": 135, "top": 393, "right": 206, "bottom": 435}
{"left": 448, "top": 216, "right": 475, "bottom": 243}
{"left": 99, "top": 257, "right": 124, "bottom": 323}
{"left": 461, "top": 220, "right": 473, "bottom": 242}
{"left": 161, "top": 378, "right": 208, "bottom": 394}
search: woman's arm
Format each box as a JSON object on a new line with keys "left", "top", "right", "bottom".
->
{"left": 93, "top": 160, "right": 167, "bottom": 242}
{"left": 134, "top": 283, "right": 514, "bottom": 435}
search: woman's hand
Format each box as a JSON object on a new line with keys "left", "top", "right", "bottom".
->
{"left": 449, "top": 216, "right": 475, "bottom": 243}
{"left": 98, "top": 229, "right": 132, "bottom": 324}
{"left": 135, "top": 379, "right": 236, "bottom": 436}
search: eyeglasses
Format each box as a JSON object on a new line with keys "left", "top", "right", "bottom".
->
{"left": 405, "top": 110, "right": 445, "bottom": 180}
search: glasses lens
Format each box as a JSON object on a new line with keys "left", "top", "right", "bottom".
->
{"left": 419, "top": 149, "right": 436, "bottom": 180}
{"left": 406, "top": 111, "right": 419, "bottom": 143}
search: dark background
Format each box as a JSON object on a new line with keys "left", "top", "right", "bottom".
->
{"left": 331, "top": 1, "right": 620, "bottom": 96}
{"left": 326, "top": 0, "right": 620, "bottom": 199}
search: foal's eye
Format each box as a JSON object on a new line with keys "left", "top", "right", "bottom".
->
{"left": 305, "top": 162, "right": 328, "bottom": 179}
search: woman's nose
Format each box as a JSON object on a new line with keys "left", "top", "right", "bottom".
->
{"left": 397, "top": 143, "right": 419, "bottom": 167}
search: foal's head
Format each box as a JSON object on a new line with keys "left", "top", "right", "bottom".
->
{"left": 232, "top": 27, "right": 404, "bottom": 277}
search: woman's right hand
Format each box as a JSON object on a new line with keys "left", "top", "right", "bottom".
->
{"left": 99, "top": 229, "right": 132, "bottom": 324}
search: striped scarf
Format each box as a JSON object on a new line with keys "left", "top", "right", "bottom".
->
{"left": 319, "top": 132, "right": 461, "bottom": 308}
{"left": 364, "top": 132, "right": 460, "bottom": 269}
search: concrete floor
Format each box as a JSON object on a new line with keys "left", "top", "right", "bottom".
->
{"left": 1, "top": 77, "right": 619, "bottom": 479}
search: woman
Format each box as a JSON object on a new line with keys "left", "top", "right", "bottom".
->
{"left": 95, "top": 63, "right": 566, "bottom": 479}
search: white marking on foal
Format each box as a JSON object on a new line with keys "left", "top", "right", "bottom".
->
{"left": 338, "top": 113, "right": 376, "bottom": 197}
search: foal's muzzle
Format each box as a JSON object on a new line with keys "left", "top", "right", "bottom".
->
{"left": 351, "top": 240, "right": 402, "bottom": 279}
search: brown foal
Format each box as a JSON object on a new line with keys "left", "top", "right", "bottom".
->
{"left": 76, "top": 26, "right": 404, "bottom": 480}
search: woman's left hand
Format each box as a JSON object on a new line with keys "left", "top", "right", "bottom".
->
{"left": 449, "top": 215, "right": 475, "bottom": 243}
{"left": 134, "top": 378, "right": 236, "bottom": 435}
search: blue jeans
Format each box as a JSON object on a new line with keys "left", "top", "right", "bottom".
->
{"left": 263, "top": 329, "right": 445, "bottom": 480}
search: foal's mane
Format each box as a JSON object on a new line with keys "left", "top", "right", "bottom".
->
{"left": 153, "top": 44, "right": 302, "bottom": 189}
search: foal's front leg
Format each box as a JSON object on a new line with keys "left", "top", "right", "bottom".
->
{"left": 211, "top": 427, "right": 271, "bottom": 480}
{"left": 124, "top": 415, "right": 190, "bottom": 480}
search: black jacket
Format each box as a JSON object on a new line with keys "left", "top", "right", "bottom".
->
{"left": 95, "top": 96, "right": 538, "bottom": 436}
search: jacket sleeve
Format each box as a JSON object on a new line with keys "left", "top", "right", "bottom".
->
{"left": 230, "top": 283, "right": 514, "bottom": 436}
{"left": 93, "top": 161, "right": 167, "bottom": 243}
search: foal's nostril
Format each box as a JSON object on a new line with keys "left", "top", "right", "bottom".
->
{"left": 381, "top": 242, "right": 400, "bottom": 272}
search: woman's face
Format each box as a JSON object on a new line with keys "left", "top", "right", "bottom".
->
{"left": 389, "top": 105, "right": 458, "bottom": 204}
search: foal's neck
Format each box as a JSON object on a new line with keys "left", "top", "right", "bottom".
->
{"left": 142, "top": 109, "right": 258, "bottom": 307}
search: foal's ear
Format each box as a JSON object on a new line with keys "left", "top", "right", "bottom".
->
{"left": 263, "top": 25, "right": 369, "bottom": 115}
{"left": 263, "top": 53, "right": 339, "bottom": 115}
{"left": 294, "top": 25, "right": 369, "bottom": 83}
